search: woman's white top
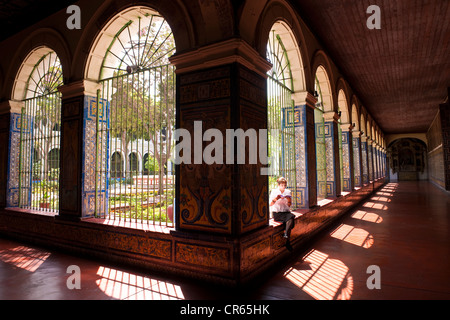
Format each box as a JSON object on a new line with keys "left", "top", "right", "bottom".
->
{"left": 269, "top": 188, "right": 292, "bottom": 213}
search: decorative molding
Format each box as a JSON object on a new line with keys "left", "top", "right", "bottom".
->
{"left": 170, "top": 38, "right": 272, "bottom": 78}
{"left": 58, "top": 80, "right": 101, "bottom": 99}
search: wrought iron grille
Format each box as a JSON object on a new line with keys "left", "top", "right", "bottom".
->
{"left": 267, "top": 31, "right": 298, "bottom": 209}
{"left": 18, "top": 51, "right": 63, "bottom": 213}
{"left": 94, "top": 12, "right": 176, "bottom": 228}
{"left": 314, "top": 77, "right": 327, "bottom": 201}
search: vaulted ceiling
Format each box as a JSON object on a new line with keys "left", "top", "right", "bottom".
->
{"left": 291, "top": 0, "right": 450, "bottom": 134}
{"left": 1, "top": 0, "right": 449, "bottom": 134}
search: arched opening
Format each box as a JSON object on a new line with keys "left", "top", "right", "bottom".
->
{"left": 338, "top": 90, "right": 350, "bottom": 192}
{"left": 314, "top": 65, "right": 334, "bottom": 201}
{"left": 12, "top": 48, "right": 63, "bottom": 213}
{"left": 128, "top": 152, "right": 139, "bottom": 175}
{"left": 110, "top": 152, "right": 124, "bottom": 179}
{"left": 367, "top": 120, "right": 374, "bottom": 182}
{"left": 388, "top": 138, "right": 427, "bottom": 181}
{"left": 88, "top": 6, "right": 176, "bottom": 226}
{"left": 360, "top": 113, "right": 369, "bottom": 185}
{"left": 351, "top": 104, "right": 361, "bottom": 188}
{"left": 266, "top": 21, "right": 298, "bottom": 209}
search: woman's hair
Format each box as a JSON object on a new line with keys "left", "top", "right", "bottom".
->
{"left": 277, "top": 177, "right": 287, "bottom": 185}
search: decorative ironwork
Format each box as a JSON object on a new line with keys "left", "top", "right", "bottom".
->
{"left": 18, "top": 51, "right": 63, "bottom": 213}
{"left": 266, "top": 31, "right": 297, "bottom": 209}
{"left": 95, "top": 12, "right": 176, "bottom": 228}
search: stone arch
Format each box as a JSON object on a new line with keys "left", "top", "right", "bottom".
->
{"left": 311, "top": 50, "right": 335, "bottom": 112}
{"left": 197, "top": 0, "right": 235, "bottom": 44}
{"left": 7, "top": 28, "right": 70, "bottom": 100}
{"left": 351, "top": 103, "right": 360, "bottom": 131}
{"left": 253, "top": 0, "right": 312, "bottom": 92}
{"left": 266, "top": 20, "right": 306, "bottom": 92}
{"left": 360, "top": 111, "right": 367, "bottom": 135}
{"left": 75, "top": 1, "right": 195, "bottom": 82}
{"left": 337, "top": 88, "right": 350, "bottom": 125}
{"left": 314, "top": 64, "right": 333, "bottom": 112}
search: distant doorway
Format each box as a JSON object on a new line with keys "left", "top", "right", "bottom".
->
{"left": 388, "top": 138, "right": 427, "bottom": 181}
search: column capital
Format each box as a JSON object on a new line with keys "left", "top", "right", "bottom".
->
{"left": 292, "top": 91, "right": 317, "bottom": 108}
{"left": 58, "top": 80, "right": 101, "bottom": 99}
{"left": 340, "top": 122, "right": 354, "bottom": 132}
{"left": 169, "top": 38, "right": 272, "bottom": 78}
{"left": 352, "top": 130, "right": 362, "bottom": 138}
{"left": 0, "top": 100, "right": 24, "bottom": 115}
{"left": 323, "top": 111, "right": 340, "bottom": 122}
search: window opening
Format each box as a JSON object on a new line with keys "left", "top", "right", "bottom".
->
{"left": 266, "top": 30, "right": 298, "bottom": 209}
{"left": 95, "top": 12, "right": 176, "bottom": 228}
{"left": 18, "top": 51, "right": 63, "bottom": 213}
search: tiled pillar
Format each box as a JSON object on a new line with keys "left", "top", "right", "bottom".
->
{"left": 292, "top": 92, "right": 318, "bottom": 208}
{"left": 0, "top": 100, "right": 35, "bottom": 208}
{"left": 383, "top": 149, "right": 388, "bottom": 178}
{"left": 323, "top": 112, "right": 341, "bottom": 197}
{"left": 352, "top": 131, "right": 362, "bottom": 188}
{"left": 0, "top": 104, "right": 9, "bottom": 209}
{"left": 0, "top": 101, "right": 22, "bottom": 208}
{"left": 170, "top": 39, "right": 272, "bottom": 236}
{"left": 341, "top": 124, "right": 354, "bottom": 192}
{"left": 377, "top": 144, "right": 382, "bottom": 179}
{"left": 57, "top": 80, "right": 109, "bottom": 220}
{"left": 361, "top": 135, "right": 369, "bottom": 185}
{"left": 367, "top": 138, "right": 374, "bottom": 182}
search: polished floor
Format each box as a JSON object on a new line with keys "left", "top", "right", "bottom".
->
{"left": 0, "top": 181, "right": 449, "bottom": 300}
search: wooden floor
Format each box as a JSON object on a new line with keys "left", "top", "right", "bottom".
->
{"left": 1, "top": 181, "right": 449, "bottom": 301}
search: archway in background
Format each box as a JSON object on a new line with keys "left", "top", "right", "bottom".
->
{"left": 388, "top": 138, "right": 427, "bottom": 181}
{"left": 314, "top": 65, "right": 334, "bottom": 201}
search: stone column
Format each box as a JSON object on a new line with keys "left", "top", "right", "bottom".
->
{"left": 292, "top": 91, "right": 317, "bottom": 208}
{"left": 170, "top": 38, "right": 272, "bottom": 236}
{"left": 367, "top": 138, "right": 374, "bottom": 182}
{"left": 57, "top": 80, "right": 109, "bottom": 220}
{"left": 341, "top": 123, "right": 354, "bottom": 191}
{"left": 0, "top": 101, "right": 25, "bottom": 208}
{"left": 376, "top": 144, "right": 382, "bottom": 179}
{"left": 323, "top": 111, "right": 341, "bottom": 197}
{"left": 352, "top": 130, "right": 362, "bottom": 188}
{"left": 361, "top": 135, "right": 369, "bottom": 185}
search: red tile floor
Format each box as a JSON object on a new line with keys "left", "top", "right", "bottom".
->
{"left": 1, "top": 181, "right": 449, "bottom": 300}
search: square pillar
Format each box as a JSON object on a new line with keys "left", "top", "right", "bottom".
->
{"left": 367, "top": 138, "right": 374, "bottom": 182}
{"left": 361, "top": 136, "right": 369, "bottom": 185}
{"left": 292, "top": 92, "right": 318, "bottom": 208}
{"left": 376, "top": 146, "right": 381, "bottom": 179}
{"left": 57, "top": 80, "right": 109, "bottom": 220}
{"left": 170, "top": 39, "right": 272, "bottom": 236}
{"left": 352, "top": 131, "right": 362, "bottom": 188}
{"left": 0, "top": 101, "right": 34, "bottom": 208}
{"left": 323, "top": 111, "right": 341, "bottom": 197}
{"left": 341, "top": 124, "right": 354, "bottom": 191}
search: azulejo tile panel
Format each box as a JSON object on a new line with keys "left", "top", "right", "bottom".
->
{"left": 7, "top": 113, "right": 33, "bottom": 208}
{"left": 82, "top": 96, "right": 110, "bottom": 217}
